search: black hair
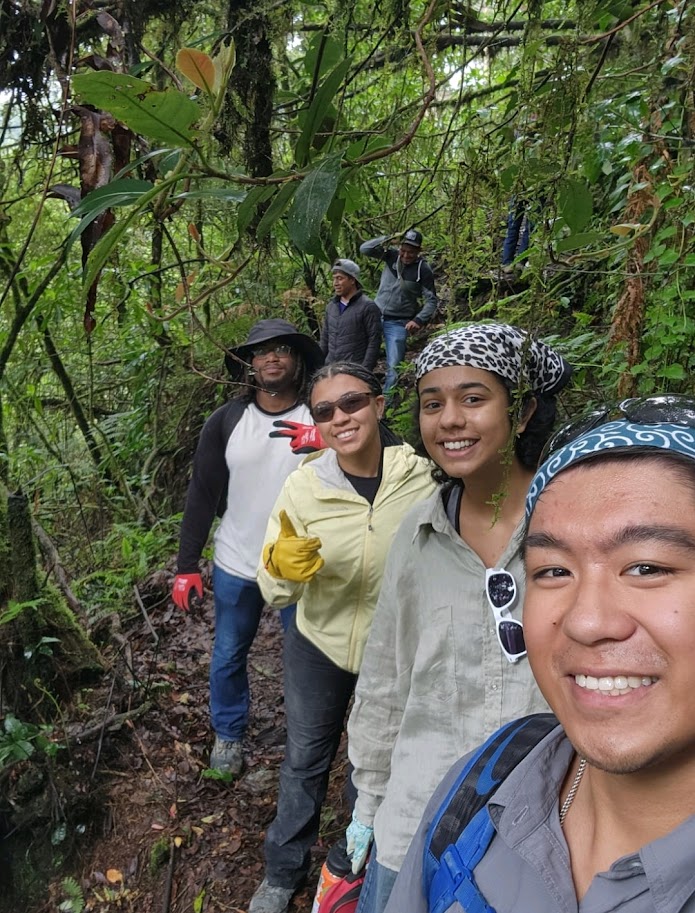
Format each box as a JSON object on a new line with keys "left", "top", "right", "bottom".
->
{"left": 308, "top": 361, "right": 402, "bottom": 447}
{"left": 411, "top": 370, "right": 559, "bottom": 483}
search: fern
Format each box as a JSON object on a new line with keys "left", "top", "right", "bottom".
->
{"left": 58, "top": 877, "right": 85, "bottom": 913}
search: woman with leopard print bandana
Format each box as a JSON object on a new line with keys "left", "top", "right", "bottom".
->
{"left": 345, "top": 324, "right": 572, "bottom": 913}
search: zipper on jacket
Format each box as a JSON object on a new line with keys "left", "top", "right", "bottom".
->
{"left": 368, "top": 505, "right": 373, "bottom": 532}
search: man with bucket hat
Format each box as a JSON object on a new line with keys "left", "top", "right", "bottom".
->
{"left": 360, "top": 230, "right": 438, "bottom": 394}
{"left": 172, "top": 318, "right": 325, "bottom": 776}
{"left": 320, "top": 259, "right": 382, "bottom": 371}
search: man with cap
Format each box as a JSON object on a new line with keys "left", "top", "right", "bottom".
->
{"left": 320, "top": 258, "right": 382, "bottom": 371}
{"left": 171, "top": 319, "right": 325, "bottom": 776}
{"left": 385, "top": 395, "right": 695, "bottom": 913}
{"left": 360, "top": 229, "right": 438, "bottom": 394}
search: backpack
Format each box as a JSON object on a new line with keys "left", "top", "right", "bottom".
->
{"left": 423, "top": 713, "right": 558, "bottom": 913}
{"left": 318, "top": 870, "right": 366, "bottom": 913}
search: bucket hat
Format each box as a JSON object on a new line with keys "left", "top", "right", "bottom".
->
{"left": 224, "top": 318, "right": 325, "bottom": 379}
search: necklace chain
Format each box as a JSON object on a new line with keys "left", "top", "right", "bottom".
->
{"left": 559, "top": 757, "right": 587, "bottom": 826}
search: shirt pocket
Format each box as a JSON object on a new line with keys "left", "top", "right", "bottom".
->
{"left": 410, "top": 603, "right": 458, "bottom": 702}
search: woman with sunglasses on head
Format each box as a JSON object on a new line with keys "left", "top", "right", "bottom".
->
{"left": 249, "top": 362, "right": 436, "bottom": 913}
{"left": 345, "top": 324, "right": 573, "bottom": 913}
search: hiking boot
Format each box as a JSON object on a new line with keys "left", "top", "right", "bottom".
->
{"left": 210, "top": 736, "right": 244, "bottom": 776}
{"left": 248, "top": 878, "right": 294, "bottom": 913}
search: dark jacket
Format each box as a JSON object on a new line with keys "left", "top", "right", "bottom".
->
{"left": 320, "top": 290, "right": 383, "bottom": 370}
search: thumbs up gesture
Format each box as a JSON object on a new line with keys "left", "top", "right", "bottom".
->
{"left": 262, "top": 510, "right": 324, "bottom": 582}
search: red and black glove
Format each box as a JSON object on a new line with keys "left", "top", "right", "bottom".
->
{"left": 172, "top": 573, "right": 203, "bottom": 611}
{"left": 269, "top": 420, "right": 326, "bottom": 454}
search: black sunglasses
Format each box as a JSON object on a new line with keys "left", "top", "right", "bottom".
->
{"left": 542, "top": 395, "right": 695, "bottom": 463}
{"left": 310, "top": 392, "right": 377, "bottom": 424}
{"left": 251, "top": 343, "right": 293, "bottom": 359}
{"left": 485, "top": 568, "right": 526, "bottom": 664}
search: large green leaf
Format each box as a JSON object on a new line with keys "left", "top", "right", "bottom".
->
{"left": 555, "top": 230, "right": 603, "bottom": 252}
{"left": 72, "top": 72, "right": 198, "bottom": 147}
{"left": 295, "top": 58, "right": 351, "bottom": 168}
{"left": 67, "top": 178, "right": 154, "bottom": 249}
{"left": 304, "top": 33, "right": 342, "bottom": 79}
{"left": 255, "top": 182, "right": 299, "bottom": 241}
{"left": 81, "top": 173, "right": 185, "bottom": 297}
{"left": 558, "top": 179, "right": 594, "bottom": 233}
{"left": 237, "top": 185, "right": 276, "bottom": 236}
{"left": 287, "top": 153, "right": 342, "bottom": 254}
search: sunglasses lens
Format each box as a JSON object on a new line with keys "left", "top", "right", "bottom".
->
{"left": 312, "top": 404, "right": 334, "bottom": 422}
{"left": 497, "top": 620, "right": 526, "bottom": 657}
{"left": 340, "top": 393, "right": 371, "bottom": 415}
{"left": 621, "top": 395, "right": 695, "bottom": 426}
{"left": 487, "top": 573, "right": 515, "bottom": 609}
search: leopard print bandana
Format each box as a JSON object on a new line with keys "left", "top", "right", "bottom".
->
{"left": 415, "top": 323, "right": 571, "bottom": 395}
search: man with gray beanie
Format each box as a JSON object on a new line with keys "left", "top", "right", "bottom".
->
{"left": 320, "top": 258, "right": 382, "bottom": 371}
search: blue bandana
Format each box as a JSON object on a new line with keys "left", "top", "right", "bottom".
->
{"left": 526, "top": 420, "right": 695, "bottom": 518}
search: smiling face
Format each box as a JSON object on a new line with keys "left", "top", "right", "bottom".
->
{"left": 332, "top": 270, "right": 358, "bottom": 300}
{"left": 399, "top": 243, "right": 419, "bottom": 265}
{"left": 417, "top": 365, "right": 531, "bottom": 481}
{"left": 310, "top": 373, "right": 385, "bottom": 472}
{"left": 250, "top": 340, "right": 298, "bottom": 393}
{"left": 524, "top": 457, "right": 695, "bottom": 777}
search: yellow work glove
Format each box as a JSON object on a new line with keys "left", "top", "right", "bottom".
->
{"left": 262, "top": 509, "right": 324, "bottom": 583}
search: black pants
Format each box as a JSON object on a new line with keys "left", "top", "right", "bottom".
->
{"left": 264, "top": 618, "right": 357, "bottom": 888}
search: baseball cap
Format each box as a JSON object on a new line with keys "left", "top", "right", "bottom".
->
{"left": 332, "top": 259, "right": 361, "bottom": 284}
{"left": 402, "top": 229, "right": 423, "bottom": 248}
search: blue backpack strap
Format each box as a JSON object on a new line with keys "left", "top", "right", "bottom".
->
{"left": 423, "top": 713, "right": 558, "bottom": 913}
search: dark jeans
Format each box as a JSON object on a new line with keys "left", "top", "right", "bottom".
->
{"left": 264, "top": 618, "right": 358, "bottom": 888}
{"left": 501, "top": 197, "right": 532, "bottom": 266}
{"left": 210, "top": 565, "right": 295, "bottom": 742}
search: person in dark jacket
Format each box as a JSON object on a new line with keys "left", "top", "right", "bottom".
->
{"left": 360, "top": 230, "right": 438, "bottom": 394}
{"left": 171, "top": 319, "right": 325, "bottom": 777}
{"left": 320, "top": 259, "right": 382, "bottom": 371}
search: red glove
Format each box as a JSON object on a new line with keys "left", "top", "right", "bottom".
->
{"left": 270, "top": 420, "right": 326, "bottom": 454}
{"left": 172, "top": 573, "right": 203, "bottom": 611}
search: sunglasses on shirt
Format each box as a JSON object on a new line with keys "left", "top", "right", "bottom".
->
{"left": 310, "top": 392, "right": 377, "bottom": 424}
{"left": 542, "top": 395, "right": 695, "bottom": 462}
{"left": 485, "top": 568, "right": 526, "bottom": 664}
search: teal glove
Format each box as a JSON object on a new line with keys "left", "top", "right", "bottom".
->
{"left": 346, "top": 811, "right": 373, "bottom": 874}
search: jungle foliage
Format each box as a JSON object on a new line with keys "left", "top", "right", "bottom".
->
{"left": 0, "top": 0, "right": 694, "bottom": 774}
{"left": 0, "top": 0, "right": 693, "bottom": 902}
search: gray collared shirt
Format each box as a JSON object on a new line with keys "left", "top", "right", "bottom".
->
{"left": 348, "top": 487, "right": 548, "bottom": 871}
{"left": 386, "top": 726, "right": 695, "bottom": 913}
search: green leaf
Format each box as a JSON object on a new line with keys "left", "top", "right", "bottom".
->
{"left": 658, "top": 363, "right": 686, "bottom": 380}
{"left": 555, "top": 231, "right": 603, "bottom": 252}
{"left": 67, "top": 179, "right": 154, "bottom": 250}
{"left": 72, "top": 72, "right": 198, "bottom": 147}
{"left": 255, "top": 181, "right": 299, "bottom": 241}
{"left": 304, "top": 34, "right": 342, "bottom": 79}
{"left": 81, "top": 174, "right": 185, "bottom": 295}
{"left": 237, "top": 185, "right": 276, "bottom": 236}
{"left": 558, "top": 179, "right": 593, "bottom": 233}
{"left": 0, "top": 601, "right": 29, "bottom": 626}
{"left": 287, "top": 153, "right": 343, "bottom": 253}
{"left": 295, "top": 58, "right": 351, "bottom": 168}
{"left": 657, "top": 249, "right": 679, "bottom": 266}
